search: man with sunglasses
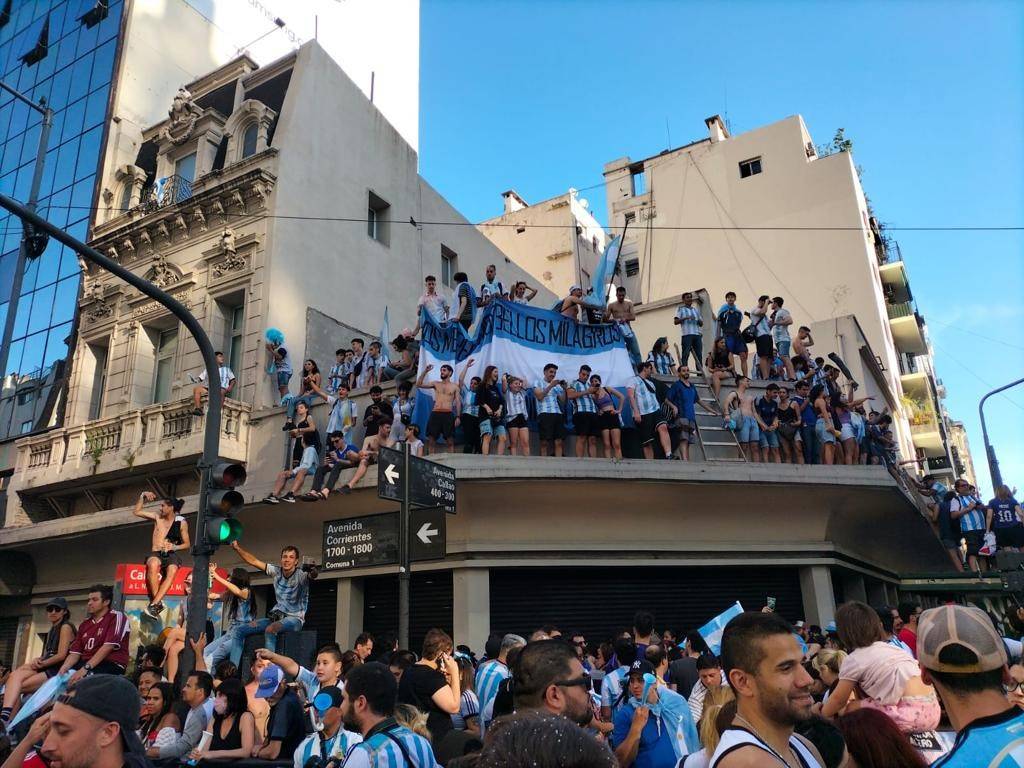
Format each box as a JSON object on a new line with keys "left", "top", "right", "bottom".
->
{"left": 512, "top": 640, "right": 598, "bottom": 729}
{"left": 303, "top": 431, "right": 361, "bottom": 501}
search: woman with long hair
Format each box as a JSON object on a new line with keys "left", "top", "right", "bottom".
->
{"left": 988, "top": 484, "right": 1024, "bottom": 552}
{"left": 451, "top": 655, "right": 481, "bottom": 738}
{"left": 705, "top": 337, "right": 733, "bottom": 405}
{"left": 837, "top": 707, "right": 928, "bottom": 767}
{"left": 138, "top": 682, "right": 181, "bottom": 751}
{"left": 0, "top": 598, "right": 76, "bottom": 725}
{"left": 592, "top": 374, "right": 625, "bottom": 459}
{"left": 648, "top": 337, "right": 676, "bottom": 376}
{"left": 203, "top": 566, "right": 254, "bottom": 669}
{"left": 288, "top": 400, "right": 320, "bottom": 467}
{"left": 775, "top": 387, "right": 803, "bottom": 464}
{"left": 679, "top": 687, "right": 736, "bottom": 767}
{"left": 822, "top": 601, "right": 939, "bottom": 733}
{"left": 811, "top": 648, "right": 847, "bottom": 705}
{"left": 479, "top": 366, "right": 507, "bottom": 456}
{"left": 284, "top": 358, "right": 322, "bottom": 426}
{"left": 392, "top": 381, "right": 416, "bottom": 430}
{"left": 811, "top": 384, "right": 840, "bottom": 465}
{"left": 189, "top": 677, "right": 256, "bottom": 761}
{"left": 503, "top": 373, "right": 531, "bottom": 456}
{"left": 398, "top": 627, "right": 461, "bottom": 744}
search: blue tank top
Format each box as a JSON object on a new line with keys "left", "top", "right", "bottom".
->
{"left": 932, "top": 707, "right": 1024, "bottom": 767}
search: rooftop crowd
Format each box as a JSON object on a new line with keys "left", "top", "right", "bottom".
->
{"left": 2, "top": 571, "right": 1023, "bottom": 768}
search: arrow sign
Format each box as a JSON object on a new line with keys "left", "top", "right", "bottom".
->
{"left": 377, "top": 447, "right": 457, "bottom": 514}
{"left": 417, "top": 522, "right": 439, "bottom": 544}
{"left": 384, "top": 464, "right": 399, "bottom": 485}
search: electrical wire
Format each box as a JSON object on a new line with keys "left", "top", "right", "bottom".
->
{"left": 925, "top": 317, "right": 1024, "bottom": 352}
{"left": 931, "top": 341, "right": 1024, "bottom": 413}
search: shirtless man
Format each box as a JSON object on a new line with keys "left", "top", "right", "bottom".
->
{"left": 133, "top": 492, "right": 191, "bottom": 618}
{"left": 417, "top": 363, "right": 461, "bottom": 454}
{"left": 339, "top": 420, "right": 395, "bottom": 493}
{"left": 792, "top": 326, "right": 814, "bottom": 366}
{"left": 607, "top": 285, "right": 642, "bottom": 366}
{"left": 560, "top": 285, "right": 586, "bottom": 321}
{"left": 723, "top": 376, "right": 770, "bottom": 463}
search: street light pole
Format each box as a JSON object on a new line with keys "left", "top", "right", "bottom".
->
{"left": 979, "top": 376, "right": 1024, "bottom": 492}
{"left": 0, "top": 82, "right": 53, "bottom": 416}
{"left": 0, "top": 193, "right": 222, "bottom": 681}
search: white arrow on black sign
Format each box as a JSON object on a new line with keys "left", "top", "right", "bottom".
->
{"left": 417, "top": 522, "right": 439, "bottom": 544}
{"left": 384, "top": 464, "right": 400, "bottom": 485}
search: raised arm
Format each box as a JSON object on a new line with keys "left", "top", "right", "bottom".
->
{"left": 255, "top": 648, "right": 299, "bottom": 678}
{"left": 459, "top": 358, "right": 476, "bottom": 388}
{"left": 230, "top": 541, "right": 267, "bottom": 572}
{"left": 133, "top": 491, "right": 157, "bottom": 521}
{"left": 417, "top": 364, "right": 437, "bottom": 390}
{"left": 210, "top": 566, "right": 249, "bottom": 600}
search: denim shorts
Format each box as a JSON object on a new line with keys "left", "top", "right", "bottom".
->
{"left": 776, "top": 340, "right": 791, "bottom": 357}
{"left": 277, "top": 370, "right": 293, "bottom": 388}
{"left": 737, "top": 415, "right": 760, "bottom": 443}
{"left": 479, "top": 419, "right": 507, "bottom": 439}
{"left": 816, "top": 418, "right": 837, "bottom": 445}
{"left": 759, "top": 429, "right": 780, "bottom": 448}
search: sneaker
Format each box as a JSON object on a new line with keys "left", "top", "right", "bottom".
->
{"left": 191, "top": 408, "right": 204, "bottom": 416}
{"left": 339, "top": 485, "right": 352, "bottom": 495}
{"left": 281, "top": 492, "right": 296, "bottom": 503}
{"left": 263, "top": 494, "right": 280, "bottom": 504}
{"left": 282, "top": 421, "right": 296, "bottom": 432}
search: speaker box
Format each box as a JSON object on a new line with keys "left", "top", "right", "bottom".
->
{"left": 277, "top": 630, "right": 318, "bottom": 671}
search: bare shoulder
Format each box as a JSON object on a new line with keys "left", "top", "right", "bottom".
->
{"left": 715, "top": 745, "right": 773, "bottom": 768}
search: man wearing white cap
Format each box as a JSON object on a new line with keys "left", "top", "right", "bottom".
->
{"left": 918, "top": 604, "right": 1024, "bottom": 766}
{"left": 560, "top": 285, "right": 585, "bottom": 320}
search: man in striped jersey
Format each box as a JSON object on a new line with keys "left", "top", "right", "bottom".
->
{"left": 476, "top": 634, "right": 525, "bottom": 735}
{"left": 951, "top": 478, "right": 987, "bottom": 572}
{"left": 600, "top": 637, "right": 637, "bottom": 722}
{"left": 567, "top": 365, "right": 600, "bottom": 458}
{"left": 627, "top": 362, "right": 672, "bottom": 460}
{"left": 340, "top": 662, "right": 439, "bottom": 768}
{"left": 533, "top": 364, "right": 567, "bottom": 457}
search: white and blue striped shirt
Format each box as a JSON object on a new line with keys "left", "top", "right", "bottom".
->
{"left": 629, "top": 375, "right": 660, "bottom": 416}
{"left": 295, "top": 727, "right": 361, "bottom": 768}
{"left": 505, "top": 389, "right": 528, "bottom": 420}
{"left": 955, "top": 495, "right": 986, "bottom": 532}
{"left": 571, "top": 380, "right": 597, "bottom": 413}
{"left": 461, "top": 386, "right": 479, "bottom": 417}
{"left": 601, "top": 666, "right": 628, "bottom": 719}
{"left": 675, "top": 306, "right": 701, "bottom": 336}
{"left": 265, "top": 563, "right": 310, "bottom": 622}
{"left": 533, "top": 379, "right": 565, "bottom": 415}
{"left": 648, "top": 351, "right": 676, "bottom": 376}
{"left": 475, "top": 659, "right": 509, "bottom": 719}
{"left": 343, "top": 722, "right": 439, "bottom": 768}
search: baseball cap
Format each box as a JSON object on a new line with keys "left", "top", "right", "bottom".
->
{"left": 628, "top": 659, "right": 656, "bottom": 678}
{"left": 254, "top": 663, "right": 285, "bottom": 698}
{"left": 918, "top": 604, "right": 1007, "bottom": 673}
{"left": 60, "top": 676, "right": 145, "bottom": 756}
{"left": 312, "top": 685, "right": 343, "bottom": 713}
{"left": 45, "top": 597, "right": 68, "bottom": 611}
{"left": 569, "top": 284, "right": 582, "bottom": 293}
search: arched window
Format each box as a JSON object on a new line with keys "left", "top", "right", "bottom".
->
{"left": 241, "top": 123, "right": 258, "bottom": 158}
{"left": 118, "top": 182, "right": 132, "bottom": 212}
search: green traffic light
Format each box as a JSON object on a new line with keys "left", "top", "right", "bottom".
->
{"left": 209, "top": 516, "right": 242, "bottom": 544}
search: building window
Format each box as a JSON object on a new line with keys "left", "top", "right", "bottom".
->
{"left": 241, "top": 123, "right": 259, "bottom": 158}
{"left": 20, "top": 420, "right": 32, "bottom": 434}
{"left": 224, "top": 303, "right": 245, "bottom": 376}
{"left": 624, "top": 258, "right": 640, "bottom": 277}
{"left": 367, "top": 190, "right": 390, "bottom": 245}
{"left": 87, "top": 344, "right": 108, "bottom": 420}
{"left": 739, "top": 157, "right": 763, "bottom": 178}
{"left": 174, "top": 152, "right": 197, "bottom": 183}
{"left": 152, "top": 328, "right": 178, "bottom": 404}
{"left": 630, "top": 163, "right": 646, "bottom": 196}
{"left": 16, "top": 390, "right": 34, "bottom": 405}
{"left": 441, "top": 245, "right": 458, "bottom": 289}
{"left": 118, "top": 183, "right": 132, "bottom": 212}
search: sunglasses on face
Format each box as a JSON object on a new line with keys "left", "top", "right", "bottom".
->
{"left": 554, "top": 672, "right": 591, "bottom": 689}
{"left": 45, "top": 606, "right": 63, "bottom": 613}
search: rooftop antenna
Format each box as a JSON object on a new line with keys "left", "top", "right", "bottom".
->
{"left": 665, "top": 117, "right": 671, "bottom": 150}
{"left": 724, "top": 81, "right": 731, "bottom": 134}
{"left": 235, "top": 17, "right": 286, "bottom": 55}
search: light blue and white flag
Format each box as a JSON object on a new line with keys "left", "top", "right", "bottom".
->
{"left": 379, "top": 306, "right": 392, "bottom": 368}
{"left": 414, "top": 299, "right": 634, "bottom": 433}
{"left": 697, "top": 601, "right": 744, "bottom": 656}
{"left": 8, "top": 670, "right": 72, "bottom": 728}
{"left": 583, "top": 234, "right": 622, "bottom": 309}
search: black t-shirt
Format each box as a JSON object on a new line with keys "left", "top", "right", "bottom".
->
{"left": 480, "top": 384, "right": 504, "bottom": 421}
{"left": 397, "top": 663, "right": 453, "bottom": 743}
{"left": 363, "top": 399, "right": 395, "bottom": 437}
{"left": 668, "top": 656, "right": 699, "bottom": 697}
{"left": 267, "top": 690, "right": 306, "bottom": 759}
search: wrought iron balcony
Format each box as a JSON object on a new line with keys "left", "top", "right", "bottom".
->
{"left": 139, "top": 174, "right": 193, "bottom": 212}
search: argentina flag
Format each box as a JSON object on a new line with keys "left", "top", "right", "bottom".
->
{"left": 697, "top": 601, "right": 744, "bottom": 656}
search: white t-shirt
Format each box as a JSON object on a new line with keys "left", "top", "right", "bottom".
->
{"left": 198, "top": 365, "right": 235, "bottom": 390}
{"left": 771, "top": 308, "right": 792, "bottom": 342}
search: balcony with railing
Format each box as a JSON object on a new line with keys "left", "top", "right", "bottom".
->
{"left": 887, "top": 300, "right": 927, "bottom": 354}
{"left": 139, "top": 174, "right": 194, "bottom": 212}
{"left": 10, "top": 397, "right": 251, "bottom": 514}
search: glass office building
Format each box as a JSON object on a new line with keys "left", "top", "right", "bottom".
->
{"left": 0, "top": 0, "right": 123, "bottom": 440}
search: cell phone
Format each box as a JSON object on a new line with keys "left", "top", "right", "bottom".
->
{"left": 767, "top": 596, "right": 776, "bottom": 612}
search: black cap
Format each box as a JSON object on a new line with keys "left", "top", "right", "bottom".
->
{"left": 45, "top": 597, "right": 68, "bottom": 611}
{"left": 62, "top": 676, "right": 145, "bottom": 755}
{"left": 628, "top": 659, "right": 656, "bottom": 678}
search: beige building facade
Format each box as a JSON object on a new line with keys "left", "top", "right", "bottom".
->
{"left": 602, "top": 115, "right": 963, "bottom": 479}
{"left": 477, "top": 189, "right": 607, "bottom": 302}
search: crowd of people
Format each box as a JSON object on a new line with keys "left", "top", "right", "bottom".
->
{"left": 3, "top": 585, "right": 1024, "bottom": 768}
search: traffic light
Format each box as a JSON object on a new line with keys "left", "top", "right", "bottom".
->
{"left": 205, "top": 460, "right": 246, "bottom": 547}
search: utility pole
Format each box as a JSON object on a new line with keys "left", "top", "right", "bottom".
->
{"left": 0, "top": 82, "right": 52, "bottom": 424}
{"left": 398, "top": 441, "right": 411, "bottom": 650}
{"left": 979, "top": 376, "right": 1024, "bottom": 492}
{"left": 0, "top": 193, "right": 222, "bottom": 681}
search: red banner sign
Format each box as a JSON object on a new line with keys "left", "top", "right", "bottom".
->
{"left": 115, "top": 563, "right": 228, "bottom": 599}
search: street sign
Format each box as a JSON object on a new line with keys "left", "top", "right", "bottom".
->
{"left": 322, "top": 509, "right": 446, "bottom": 571}
{"left": 409, "top": 507, "right": 446, "bottom": 562}
{"left": 378, "top": 447, "right": 457, "bottom": 513}
{"left": 322, "top": 514, "right": 398, "bottom": 571}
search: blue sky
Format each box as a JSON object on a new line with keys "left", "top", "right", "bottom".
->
{"left": 419, "top": 0, "right": 1024, "bottom": 496}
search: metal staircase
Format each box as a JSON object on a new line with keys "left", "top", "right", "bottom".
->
{"left": 691, "top": 374, "right": 747, "bottom": 462}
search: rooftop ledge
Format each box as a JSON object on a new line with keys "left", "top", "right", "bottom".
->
{"left": 0, "top": 456, "right": 910, "bottom": 549}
